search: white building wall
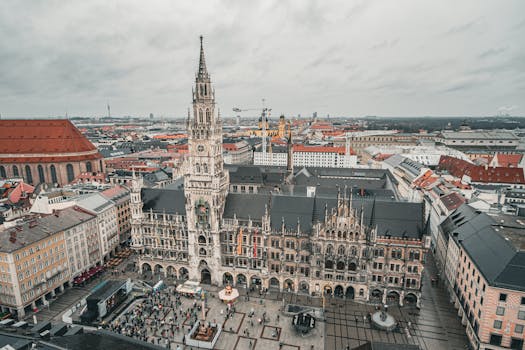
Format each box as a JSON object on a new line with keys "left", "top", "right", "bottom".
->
{"left": 253, "top": 151, "right": 357, "bottom": 168}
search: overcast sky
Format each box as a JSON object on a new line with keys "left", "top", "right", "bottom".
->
{"left": 1, "top": 0, "right": 524, "bottom": 119}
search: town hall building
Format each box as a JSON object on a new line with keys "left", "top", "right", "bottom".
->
{"left": 130, "top": 37, "right": 430, "bottom": 307}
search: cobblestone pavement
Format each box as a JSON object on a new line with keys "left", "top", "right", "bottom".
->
{"left": 323, "top": 252, "right": 469, "bottom": 350}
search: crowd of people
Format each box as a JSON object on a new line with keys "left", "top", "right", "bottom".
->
{"left": 108, "top": 286, "right": 205, "bottom": 349}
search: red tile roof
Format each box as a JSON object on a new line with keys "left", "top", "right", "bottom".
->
{"left": 438, "top": 155, "right": 525, "bottom": 184}
{"left": 440, "top": 192, "right": 466, "bottom": 211}
{"left": 0, "top": 119, "right": 101, "bottom": 163}
{"left": 492, "top": 154, "right": 522, "bottom": 168}
{"left": 8, "top": 181, "right": 35, "bottom": 203}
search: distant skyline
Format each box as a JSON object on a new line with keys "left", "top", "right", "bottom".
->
{"left": 1, "top": 0, "right": 524, "bottom": 118}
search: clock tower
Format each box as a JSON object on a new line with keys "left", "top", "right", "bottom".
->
{"left": 184, "top": 36, "right": 229, "bottom": 284}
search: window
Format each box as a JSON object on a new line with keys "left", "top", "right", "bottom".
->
{"left": 518, "top": 310, "right": 525, "bottom": 320}
{"left": 496, "top": 306, "right": 505, "bottom": 316}
{"left": 515, "top": 324, "right": 524, "bottom": 334}
{"left": 24, "top": 165, "right": 33, "bottom": 183}
{"left": 0, "top": 166, "right": 5, "bottom": 178}
{"left": 499, "top": 293, "right": 507, "bottom": 302}
{"left": 511, "top": 338, "right": 524, "bottom": 350}
{"left": 13, "top": 165, "right": 19, "bottom": 177}
{"left": 66, "top": 164, "right": 74, "bottom": 182}
{"left": 493, "top": 320, "right": 502, "bottom": 329}
{"left": 86, "top": 161, "right": 92, "bottom": 172}
{"left": 50, "top": 165, "right": 58, "bottom": 183}
{"left": 522, "top": 297, "right": 525, "bottom": 305}
{"left": 37, "top": 165, "right": 45, "bottom": 183}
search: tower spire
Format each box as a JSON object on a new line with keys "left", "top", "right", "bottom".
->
{"left": 197, "top": 35, "right": 209, "bottom": 80}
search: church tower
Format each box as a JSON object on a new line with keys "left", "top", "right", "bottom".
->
{"left": 184, "top": 36, "right": 229, "bottom": 284}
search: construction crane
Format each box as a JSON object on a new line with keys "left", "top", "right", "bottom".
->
{"left": 234, "top": 99, "right": 272, "bottom": 152}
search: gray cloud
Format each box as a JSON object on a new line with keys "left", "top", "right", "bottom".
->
{"left": 0, "top": 0, "right": 524, "bottom": 118}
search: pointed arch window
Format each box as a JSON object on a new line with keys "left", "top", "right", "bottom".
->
{"left": 25, "top": 165, "right": 33, "bottom": 184}
{"left": 203, "top": 164, "right": 208, "bottom": 173}
{"left": 66, "top": 164, "right": 75, "bottom": 182}
{"left": 37, "top": 165, "right": 45, "bottom": 183}
{"left": 196, "top": 163, "right": 200, "bottom": 173}
{"left": 0, "top": 166, "right": 6, "bottom": 178}
{"left": 199, "top": 109, "right": 204, "bottom": 123}
{"left": 206, "top": 109, "right": 211, "bottom": 123}
{"left": 86, "top": 161, "right": 92, "bottom": 172}
{"left": 50, "top": 165, "right": 58, "bottom": 183}
{"left": 13, "top": 165, "right": 19, "bottom": 177}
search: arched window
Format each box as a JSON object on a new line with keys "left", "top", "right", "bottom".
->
{"left": 86, "top": 161, "right": 92, "bottom": 172}
{"left": 198, "top": 235, "right": 206, "bottom": 244}
{"left": 199, "top": 109, "right": 204, "bottom": 123}
{"left": 50, "top": 165, "right": 58, "bottom": 183}
{"left": 203, "top": 164, "right": 208, "bottom": 173}
{"left": 350, "top": 246, "right": 357, "bottom": 256}
{"left": 25, "top": 165, "right": 33, "bottom": 183}
{"left": 66, "top": 164, "right": 74, "bottom": 182}
{"left": 206, "top": 109, "right": 211, "bottom": 123}
{"left": 196, "top": 164, "right": 200, "bottom": 173}
{"left": 325, "top": 244, "right": 333, "bottom": 255}
{"left": 0, "top": 166, "right": 6, "bottom": 178}
{"left": 13, "top": 165, "right": 19, "bottom": 177}
{"left": 37, "top": 165, "right": 45, "bottom": 183}
{"left": 337, "top": 245, "right": 345, "bottom": 256}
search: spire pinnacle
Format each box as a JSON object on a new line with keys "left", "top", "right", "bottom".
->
{"left": 197, "top": 35, "right": 209, "bottom": 80}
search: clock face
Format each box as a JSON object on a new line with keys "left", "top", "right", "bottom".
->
{"left": 197, "top": 145, "right": 205, "bottom": 152}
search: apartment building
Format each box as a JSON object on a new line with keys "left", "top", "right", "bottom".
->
{"left": 76, "top": 193, "right": 119, "bottom": 262}
{"left": 102, "top": 185, "right": 131, "bottom": 245}
{"left": 439, "top": 205, "right": 525, "bottom": 350}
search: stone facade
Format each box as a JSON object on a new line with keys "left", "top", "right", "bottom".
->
{"left": 130, "top": 37, "right": 429, "bottom": 308}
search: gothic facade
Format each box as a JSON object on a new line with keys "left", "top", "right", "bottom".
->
{"left": 130, "top": 37, "right": 430, "bottom": 306}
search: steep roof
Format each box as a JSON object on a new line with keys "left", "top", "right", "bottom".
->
{"left": 141, "top": 188, "right": 185, "bottom": 215}
{"left": 223, "top": 193, "right": 269, "bottom": 221}
{"left": 438, "top": 155, "right": 525, "bottom": 184}
{"left": 0, "top": 119, "right": 101, "bottom": 162}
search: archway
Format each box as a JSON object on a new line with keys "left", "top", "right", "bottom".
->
{"left": 236, "top": 274, "right": 247, "bottom": 287}
{"left": 370, "top": 289, "right": 383, "bottom": 302}
{"left": 166, "top": 266, "right": 177, "bottom": 278}
{"left": 404, "top": 293, "right": 418, "bottom": 306}
{"left": 142, "top": 262, "right": 152, "bottom": 274}
{"left": 387, "top": 291, "right": 400, "bottom": 305}
{"left": 250, "top": 276, "right": 262, "bottom": 289}
{"left": 201, "top": 269, "right": 211, "bottom": 284}
{"left": 299, "top": 281, "right": 309, "bottom": 294}
{"left": 223, "top": 272, "right": 234, "bottom": 286}
{"left": 345, "top": 286, "right": 355, "bottom": 299}
{"left": 334, "top": 285, "right": 344, "bottom": 298}
{"left": 154, "top": 264, "right": 163, "bottom": 276}
{"left": 269, "top": 277, "right": 280, "bottom": 290}
{"left": 179, "top": 267, "right": 189, "bottom": 281}
{"left": 198, "top": 235, "right": 206, "bottom": 244}
{"left": 284, "top": 279, "right": 294, "bottom": 292}
{"left": 324, "top": 285, "right": 333, "bottom": 296}
{"left": 336, "top": 261, "right": 345, "bottom": 270}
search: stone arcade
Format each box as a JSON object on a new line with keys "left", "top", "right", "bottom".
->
{"left": 130, "top": 37, "right": 430, "bottom": 307}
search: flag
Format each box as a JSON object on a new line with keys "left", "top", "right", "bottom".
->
{"left": 237, "top": 227, "right": 243, "bottom": 255}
